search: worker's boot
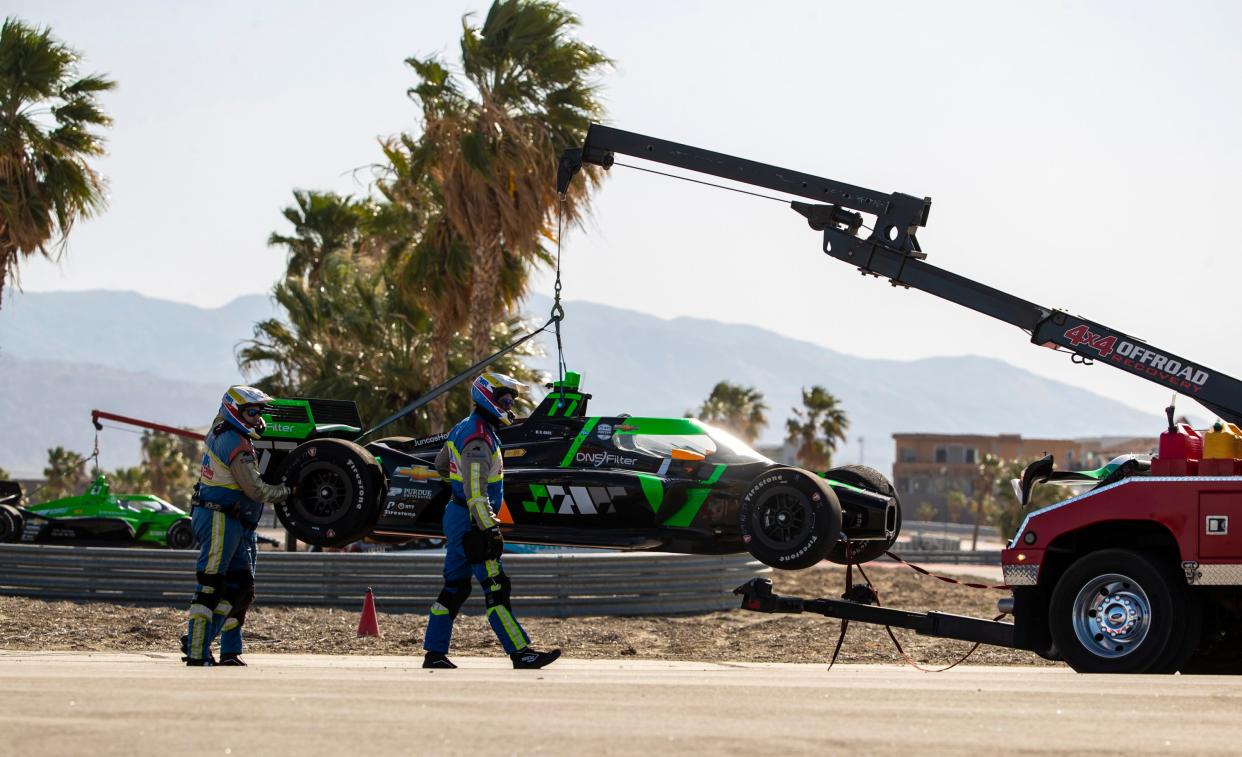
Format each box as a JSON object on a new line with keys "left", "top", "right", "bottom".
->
{"left": 181, "top": 634, "right": 216, "bottom": 665}
{"left": 511, "top": 648, "right": 561, "bottom": 670}
{"left": 217, "top": 653, "right": 247, "bottom": 666}
{"left": 423, "top": 652, "right": 457, "bottom": 669}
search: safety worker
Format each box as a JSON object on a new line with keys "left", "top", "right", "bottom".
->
{"left": 422, "top": 372, "right": 561, "bottom": 670}
{"left": 183, "top": 385, "right": 290, "bottom": 666}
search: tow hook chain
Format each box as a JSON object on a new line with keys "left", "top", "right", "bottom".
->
{"left": 826, "top": 557, "right": 1009, "bottom": 673}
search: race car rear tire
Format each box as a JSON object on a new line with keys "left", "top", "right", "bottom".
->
{"left": 275, "top": 439, "right": 384, "bottom": 548}
{"left": 0, "top": 505, "right": 22, "bottom": 543}
{"left": 823, "top": 465, "right": 903, "bottom": 565}
{"left": 166, "top": 518, "right": 194, "bottom": 550}
{"left": 740, "top": 467, "right": 842, "bottom": 570}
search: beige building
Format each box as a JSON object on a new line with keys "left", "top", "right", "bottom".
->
{"left": 892, "top": 432, "right": 1157, "bottom": 516}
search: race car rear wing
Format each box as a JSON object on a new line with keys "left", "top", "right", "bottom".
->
{"left": 0, "top": 481, "right": 22, "bottom": 506}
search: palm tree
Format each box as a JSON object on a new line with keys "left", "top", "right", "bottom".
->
{"left": 239, "top": 253, "right": 542, "bottom": 438}
{"left": 0, "top": 18, "right": 114, "bottom": 311}
{"left": 945, "top": 489, "right": 969, "bottom": 524}
{"left": 268, "top": 190, "right": 377, "bottom": 288}
{"left": 378, "top": 140, "right": 471, "bottom": 429}
{"left": 39, "top": 446, "right": 87, "bottom": 500}
{"left": 784, "top": 386, "right": 849, "bottom": 470}
{"left": 403, "top": 0, "right": 611, "bottom": 359}
{"left": 141, "top": 431, "right": 198, "bottom": 506}
{"left": 695, "top": 381, "right": 768, "bottom": 444}
{"left": 106, "top": 466, "right": 150, "bottom": 495}
{"left": 971, "top": 453, "right": 1004, "bottom": 550}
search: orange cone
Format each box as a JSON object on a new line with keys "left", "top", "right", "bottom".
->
{"left": 357, "top": 587, "right": 381, "bottom": 637}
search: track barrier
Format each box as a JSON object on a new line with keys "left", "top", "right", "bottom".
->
{"left": 0, "top": 544, "right": 769, "bottom": 617}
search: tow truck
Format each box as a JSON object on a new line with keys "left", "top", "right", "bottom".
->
{"left": 557, "top": 125, "right": 1242, "bottom": 674}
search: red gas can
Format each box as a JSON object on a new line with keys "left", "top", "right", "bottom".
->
{"left": 1158, "top": 423, "right": 1203, "bottom": 461}
{"left": 1151, "top": 403, "right": 1203, "bottom": 476}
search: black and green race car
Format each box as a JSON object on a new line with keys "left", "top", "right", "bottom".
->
{"left": 0, "top": 476, "right": 194, "bottom": 549}
{"left": 258, "top": 374, "right": 901, "bottom": 569}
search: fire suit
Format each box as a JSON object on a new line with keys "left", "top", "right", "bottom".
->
{"left": 185, "top": 416, "right": 288, "bottom": 662}
{"left": 422, "top": 410, "right": 531, "bottom": 655}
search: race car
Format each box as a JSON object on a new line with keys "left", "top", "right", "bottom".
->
{"left": 0, "top": 475, "right": 194, "bottom": 549}
{"left": 264, "top": 373, "right": 901, "bottom": 569}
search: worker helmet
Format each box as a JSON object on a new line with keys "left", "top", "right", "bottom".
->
{"left": 471, "top": 373, "right": 526, "bottom": 426}
{"left": 220, "top": 385, "right": 274, "bottom": 440}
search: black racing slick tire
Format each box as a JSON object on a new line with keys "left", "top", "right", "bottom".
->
{"left": 0, "top": 505, "right": 22, "bottom": 543}
{"left": 1049, "top": 549, "right": 1195, "bottom": 674}
{"left": 274, "top": 439, "right": 384, "bottom": 548}
{"left": 739, "top": 467, "right": 842, "bottom": 570}
{"left": 823, "top": 465, "right": 903, "bottom": 565}
{"left": 166, "top": 518, "right": 195, "bottom": 550}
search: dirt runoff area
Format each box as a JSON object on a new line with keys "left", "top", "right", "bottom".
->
{"left": 0, "top": 562, "right": 1055, "bottom": 667}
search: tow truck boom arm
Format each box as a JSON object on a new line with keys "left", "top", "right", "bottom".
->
{"left": 559, "top": 124, "right": 1242, "bottom": 425}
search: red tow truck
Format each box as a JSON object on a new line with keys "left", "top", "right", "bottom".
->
{"left": 558, "top": 126, "right": 1242, "bottom": 673}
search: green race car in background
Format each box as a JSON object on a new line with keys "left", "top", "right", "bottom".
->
{"left": 0, "top": 475, "right": 194, "bottom": 549}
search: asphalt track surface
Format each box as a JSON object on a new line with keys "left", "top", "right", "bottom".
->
{"left": 3, "top": 652, "right": 1241, "bottom": 756}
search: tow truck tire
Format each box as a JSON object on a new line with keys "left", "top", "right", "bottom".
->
{"left": 0, "top": 505, "right": 22, "bottom": 543}
{"left": 1049, "top": 549, "right": 1194, "bottom": 674}
{"left": 823, "top": 465, "right": 902, "bottom": 565}
{"left": 740, "top": 467, "right": 842, "bottom": 570}
{"left": 274, "top": 439, "right": 383, "bottom": 548}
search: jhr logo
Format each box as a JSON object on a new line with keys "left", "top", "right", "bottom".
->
{"left": 1206, "top": 516, "right": 1229, "bottom": 535}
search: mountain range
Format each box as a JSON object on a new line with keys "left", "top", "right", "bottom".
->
{"left": 0, "top": 290, "right": 1164, "bottom": 478}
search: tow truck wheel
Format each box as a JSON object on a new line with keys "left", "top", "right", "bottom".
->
{"left": 740, "top": 467, "right": 842, "bottom": 570}
{"left": 274, "top": 439, "right": 383, "bottom": 548}
{"left": 1049, "top": 549, "right": 1195, "bottom": 674}
{"left": 0, "top": 505, "right": 22, "bottom": 543}
{"left": 822, "top": 465, "right": 902, "bottom": 565}
{"left": 165, "top": 518, "right": 195, "bottom": 550}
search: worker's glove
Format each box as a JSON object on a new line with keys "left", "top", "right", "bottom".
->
{"left": 462, "top": 526, "right": 505, "bottom": 564}
{"left": 275, "top": 484, "right": 292, "bottom": 503}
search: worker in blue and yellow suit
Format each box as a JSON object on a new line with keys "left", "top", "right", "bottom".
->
{"left": 183, "top": 385, "right": 290, "bottom": 666}
{"left": 422, "top": 372, "right": 561, "bottom": 670}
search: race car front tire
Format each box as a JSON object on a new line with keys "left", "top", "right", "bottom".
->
{"left": 0, "top": 505, "right": 22, "bottom": 543}
{"left": 166, "top": 518, "right": 195, "bottom": 550}
{"left": 274, "top": 439, "right": 384, "bottom": 548}
{"left": 739, "top": 467, "right": 842, "bottom": 570}
{"left": 823, "top": 464, "right": 903, "bottom": 565}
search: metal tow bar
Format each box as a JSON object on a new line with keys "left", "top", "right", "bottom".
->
{"left": 733, "top": 578, "right": 1017, "bottom": 649}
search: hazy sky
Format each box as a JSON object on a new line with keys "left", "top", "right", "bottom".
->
{"left": 10, "top": 0, "right": 1242, "bottom": 420}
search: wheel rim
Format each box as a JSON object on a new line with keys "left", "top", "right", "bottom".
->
{"left": 168, "top": 521, "right": 193, "bottom": 549}
{"left": 295, "top": 463, "right": 354, "bottom": 525}
{"left": 1071, "top": 572, "right": 1152, "bottom": 659}
{"left": 752, "top": 486, "right": 812, "bottom": 550}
